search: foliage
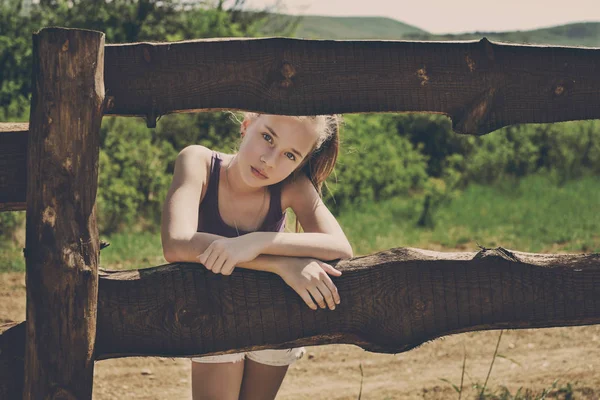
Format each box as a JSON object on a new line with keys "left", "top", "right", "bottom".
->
{"left": 324, "top": 114, "right": 429, "bottom": 213}
{"left": 394, "top": 114, "right": 473, "bottom": 178}
{"left": 0, "top": 0, "right": 283, "bottom": 121}
{"left": 4, "top": 173, "right": 600, "bottom": 272}
{"left": 260, "top": 14, "right": 424, "bottom": 40}
{"left": 0, "top": 211, "right": 24, "bottom": 241}
{"left": 0, "top": 0, "right": 297, "bottom": 236}
{"left": 156, "top": 112, "right": 241, "bottom": 155}
{"left": 96, "top": 111, "right": 243, "bottom": 234}
{"left": 336, "top": 174, "right": 600, "bottom": 256}
{"left": 0, "top": 0, "right": 33, "bottom": 120}
{"left": 461, "top": 120, "right": 600, "bottom": 185}
{"left": 417, "top": 153, "right": 464, "bottom": 227}
{"left": 1, "top": 1, "right": 599, "bottom": 240}
{"left": 542, "top": 120, "right": 600, "bottom": 183}
{"left": 404, "top": 22, "right": 600, "bottom": 47}
{"left": 98, "top": 117, "right": 177, "bottom": 233}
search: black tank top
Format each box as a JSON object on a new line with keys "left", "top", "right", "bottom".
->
{"left": 197, "top": 151, "right": 286, "bottom": 237}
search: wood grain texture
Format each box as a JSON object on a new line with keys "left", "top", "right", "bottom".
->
{"left": 99, "top": 248, "right": 597, "bottom": 356}
{"left": 24, "top": 27, "right": 105, "bottom": 400}
{"left": 0, "top": 322, "right": 24, "bottom": 400}
{"left": 104, "top": 37, "right": 600, "bottom": 132}
{"left": 1, "top": 246, "right": 599, "bottom": 397}
{"left": 0, "top": 124, "right": 28, "bottom": 211}
{"left": 3, "top": 38, "right": 600, "bottom": 211}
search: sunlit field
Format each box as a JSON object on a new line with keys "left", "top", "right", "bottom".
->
{"left": 2, "top": 173, "right": 598, "bottom": 273}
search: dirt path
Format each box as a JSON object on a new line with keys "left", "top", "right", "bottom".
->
{"left": 2, "top": 272, "right": 598, "bottom": 399}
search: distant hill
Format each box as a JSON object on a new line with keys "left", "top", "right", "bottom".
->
{"left": 259, "top": 14, "right": 426, "bottom": 40}
{"left": 260, "top": 14, "right": 599, "bottom": 47}
{"left": 403, "top": 22, "right": 600, "bottom": 47}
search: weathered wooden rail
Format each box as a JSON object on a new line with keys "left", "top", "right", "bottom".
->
{"left": 2, "top": 248, "right": 599, "bottom": 398}
{"left": 2, "top": 34, "right": 600, "bottom": 211}
{"left": 0, "top": 27, "right": 599, "bottom": 399}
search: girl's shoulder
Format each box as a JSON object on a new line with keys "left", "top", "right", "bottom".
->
{"left": 178, "top": 145, "right": 235, "bottom": 171}
{"left": 280, "top": 173, "right": 316, "bottom": 211}
{"left": 174, "top": 145, "right": 216, "bottom": 195}
{"left": 177, "top": 144, "right": 213, "bottom": 171}
{"left": 178, "top": 144, "right": 212, "bottom": 160}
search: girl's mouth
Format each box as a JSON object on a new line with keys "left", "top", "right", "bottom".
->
{"left": 251, "top": 166, "right": 268, "bottom": 179}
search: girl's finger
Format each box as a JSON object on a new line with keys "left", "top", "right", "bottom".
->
{"left": 322, "top": 277, "right": 341, "bottom": 306}
{"left": 319, "top": 261, "right": 342, "bottom": 277}
{"left": 205, "top": 248, "right": 221, "bottom": 270}
{"left": 211, "top": 252, "right": 228, "bottom": 274}
{"left": 196, "top": 246, "right": 208, "bottom": 261}
{"left": 307, "top": 287, "right": 326, "bottom": 309}
{"left": 298, "top": 290, "right": 318, "bottom": 311}
{"left": 198, "top": 247, "right": 213, "bottom": 269}
{"left": 316, "top": 282, "right": 336, "bottom": 310}
{"left": 221, "top": 259, "right": 236, "bottom": 276}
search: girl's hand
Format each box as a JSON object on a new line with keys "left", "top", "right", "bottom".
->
{"left": 277, "top": 257, "right": 342, "bottom": 311}
{"left": 197, "top": 235, "right": 262, "bottom": 275}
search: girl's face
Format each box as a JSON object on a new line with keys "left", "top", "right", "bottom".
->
{"left": 237, "top": 114, "right": 319, "bottom": 187}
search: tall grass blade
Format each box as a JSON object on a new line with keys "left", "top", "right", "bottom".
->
{"left": 480, "top": 329, "right": 504, "bottom": 398}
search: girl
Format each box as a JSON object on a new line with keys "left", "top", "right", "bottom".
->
{"left": 161, "top": 112, "right": 353, "bottom": 400}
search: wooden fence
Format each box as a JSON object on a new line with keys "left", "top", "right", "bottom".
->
{"left": 0, "top": 27, "right": 599, "bottom": 399}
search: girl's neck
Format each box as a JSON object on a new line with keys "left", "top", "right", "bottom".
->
{"left": 224, "top": 154, "right": 266, "bottom": 196}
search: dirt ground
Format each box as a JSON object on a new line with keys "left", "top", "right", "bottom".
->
{"left": 2, "top": 272, "right": 599, "bottom": 399}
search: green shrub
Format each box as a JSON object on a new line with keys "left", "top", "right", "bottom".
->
{"left": 541, "top": 120, "right": 600, "bottom": 183}
{"left": 394, "top": 113, "right": 473, "bottom": 178}
{"left": 0, "top": 212, "right": 25, "bottom": 241}
{"left": 325, "top": 114, "right": 429, "bottom": 213}
{"left": 156, "top": 112, "right": 240, "bottom": 155}
{"left": 463, "top": 125, "right": 540, "bottom": 184}
{"left": 461, "top": 120, "right": 600, "bottom": 185}
{"left": 98, "top": 117, "right": 177, "bottom": 234}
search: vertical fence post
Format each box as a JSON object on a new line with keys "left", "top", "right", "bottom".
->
{"left": 24, "top": 27, "right": 105, "bottom": 400}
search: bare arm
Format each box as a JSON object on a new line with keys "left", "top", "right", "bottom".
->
{"left": 161, "top": 147, "right": 344, "bottom": 310}
{"left": 164, "top": 230, "right": 293, "bottom": 274}
{"left": 160, "top": 145, "right": 295, "bottom": 275}
{"left": 248, "top": 231, "right": 352, "bottom": 261}
{"left": 250, "top": 174, "right": 354, "bottom": 261}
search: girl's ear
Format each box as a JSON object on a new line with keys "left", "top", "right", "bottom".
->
{"left": 240, "top": 115, "right": 256, "bottom": 137}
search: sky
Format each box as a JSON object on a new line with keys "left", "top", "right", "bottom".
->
{"left": 244, "top": 0, "right": 600, "bottom": 34}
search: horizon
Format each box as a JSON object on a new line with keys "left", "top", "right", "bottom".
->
{"left": 245, "top": 0, "right": 600, "bottom": 34}
{"left": 277, "top": 14, "right": 599, "bottom": 35}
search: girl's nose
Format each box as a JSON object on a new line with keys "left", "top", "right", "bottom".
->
{"left": 261, "top": 150, "right": 277, "bottom": 168}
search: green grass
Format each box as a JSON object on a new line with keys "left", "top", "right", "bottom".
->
{"left": 404, "top": 22, "right": 600, "bottom": 47}
{"left": 336, "top": 174, "right": 600, "bottom": 256}
{"left": 0, "top": 240, "right": 24, "bottom": 273}
{"left": 259, "top": 14, "right": 426, "bottom": 40}
{"left": 261, "top": 13, "right": 600, "bottom": 47}
{"left": 0, "top": 229, "right": 167, "bottom": 273}
{"left": 1, "top": 174, "right": 599, "bottom": 273}
{"left": 294, "top": 15, "right": 425, "bottom": 40}
{"left": 98, "top": 230, "right": 167, "bottom": 271}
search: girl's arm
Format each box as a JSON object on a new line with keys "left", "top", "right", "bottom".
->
{"left": 161, "top": 145, "right": 283, "bottom": 274}
{"left": 250, "top": 174, "right": 353, "bottom": 261}
{"left": 164, "top": 230, "right": 288, "bottom": 274}
{"left": 162, "top": 152, "right": 343, "bottom": 310}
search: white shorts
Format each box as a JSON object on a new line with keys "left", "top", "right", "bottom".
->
{"left": 191, "top": 347, "right": 306, "bottom": 367}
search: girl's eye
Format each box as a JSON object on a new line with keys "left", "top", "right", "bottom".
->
{"left": 262, "top": 133, "right": 295, "bottom": 161}
{"left": 262, "top": 133, "right": 273, "bottom": 143}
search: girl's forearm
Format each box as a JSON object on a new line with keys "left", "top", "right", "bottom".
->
{"left": 251, "top": 232, "right": 353, "bottom": 261}
{"left": 237, "top": 254, "right": 291, "bottom": 275}
{"left": 162, "top": 231, "right": 219, "bottom": 263}
{"left": 163, "top": 232, "right": 288, "bottom": 274}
